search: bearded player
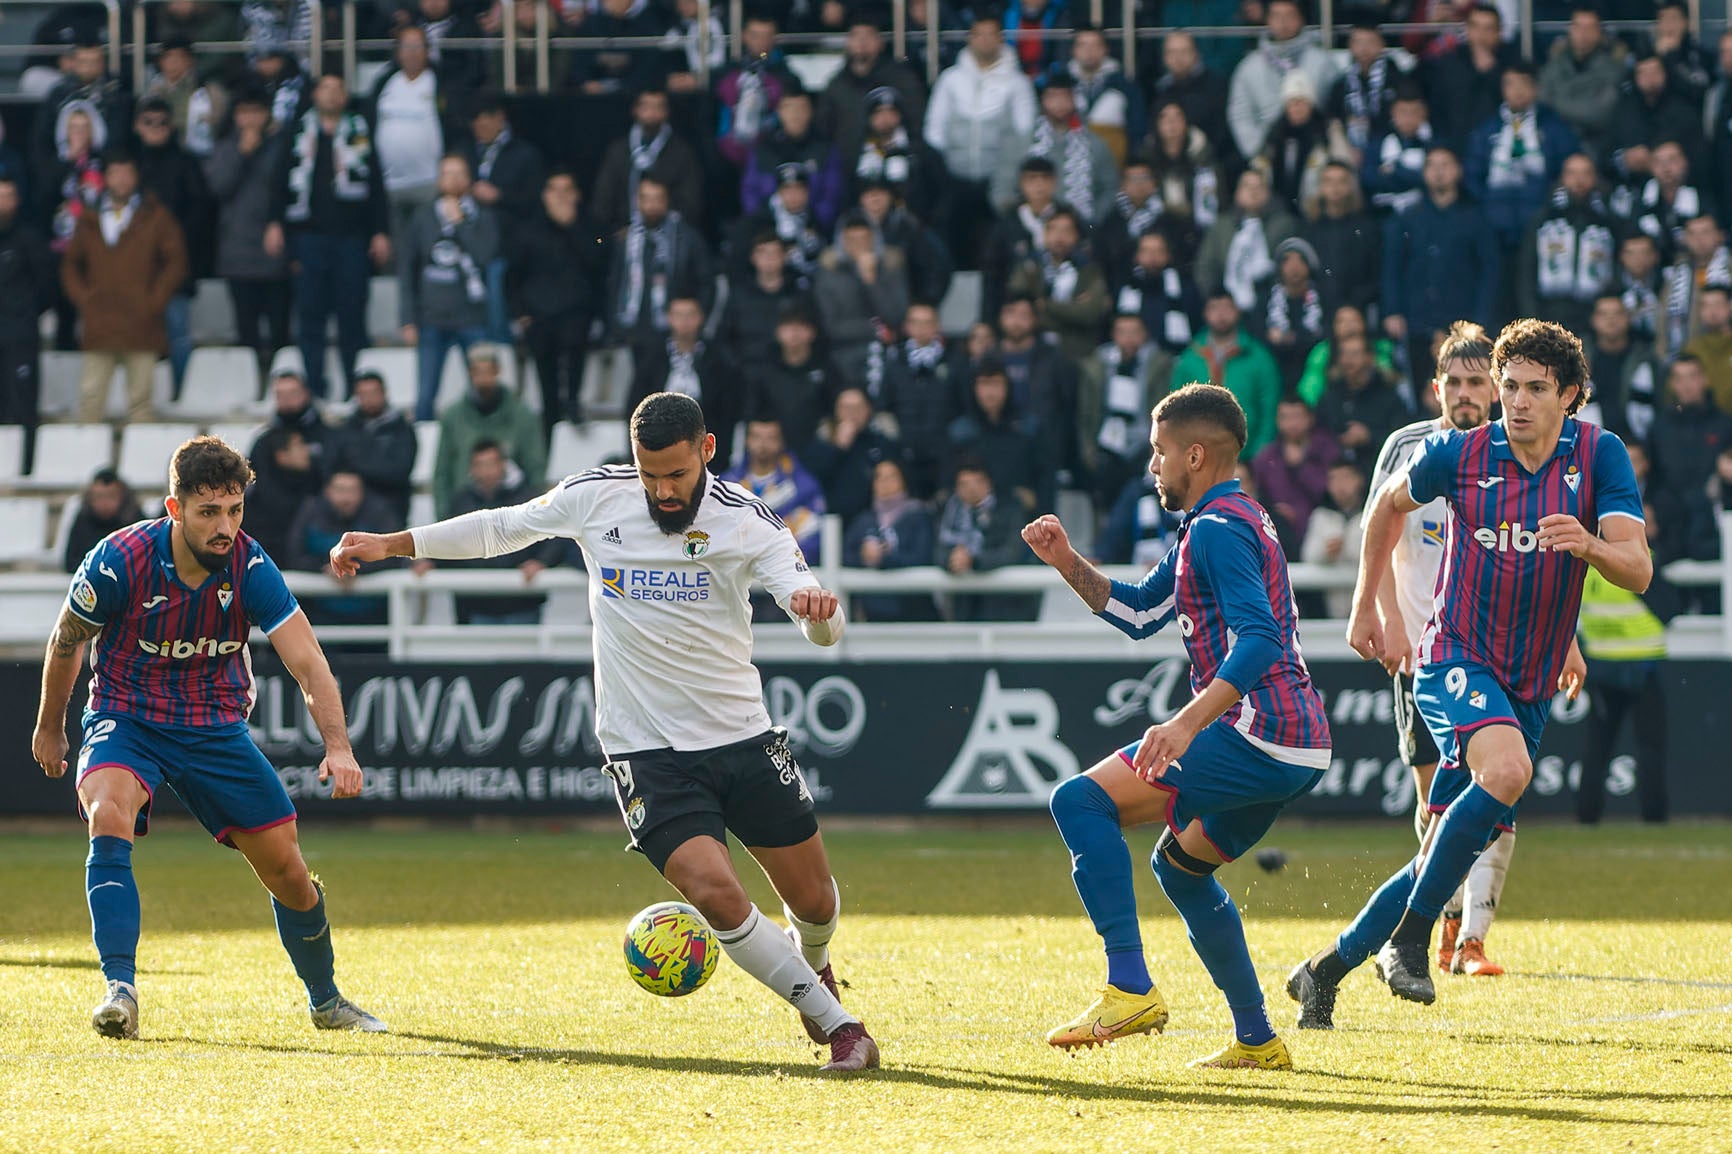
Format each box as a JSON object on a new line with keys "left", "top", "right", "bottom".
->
{"left": 1026, "top": 383, "right": 1330, "bottom": 1070}
{"left": 1288, "top": 319, "right": 1648, "bottom": 1027}
{"left": 32, "top": 437, "right": 385, "bottom": 1039}
{"left": 330, "top": 393, "right": 877, "bottom": 1073}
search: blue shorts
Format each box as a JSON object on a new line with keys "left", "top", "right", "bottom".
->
{"left": 1413, "top": 662, "right": 1550, "bottom": 831}
{"left": 75, "top": 713, "right": 296, "bottom": 847}
{"left": 1116, "top": 721, "right": 1326, "bottom": 861}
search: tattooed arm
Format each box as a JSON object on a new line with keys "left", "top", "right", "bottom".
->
{"left": 1023, "top": 514, "right": 1178, "bottom": 639}
{"left": 33, "top": 608, "right": 101, "bottom": 776}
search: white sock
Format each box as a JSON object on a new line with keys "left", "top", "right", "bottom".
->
{"left": 783, "top": 877, "right": 840, "bottom": 972}
{"left": 715, "top": 905, "right": 855, "bottom": 1038}
{"left": 1462, "top": 830, "right": 1515, "bottom": 942}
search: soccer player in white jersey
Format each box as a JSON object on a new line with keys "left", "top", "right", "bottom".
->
{"left": 329, "top": 394, "right": 879, "bottom": 1073}
{"left": 1364, "top": 321, "right": 1580, "bottom": 979}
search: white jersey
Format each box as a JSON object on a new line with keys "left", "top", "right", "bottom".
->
{"left": 1369, "top": 418, "right": 1452, "bottom": 653}
{"left": 411, "top": 465, "right": 821, "bottom": 755}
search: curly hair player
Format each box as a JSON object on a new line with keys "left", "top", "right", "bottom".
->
{"left": 1024, "top": 383, "right": 1331, "bottom": 1070}
{"left": 33, "top": 437, "right": 386, "bottom": 1039}
{"left": 1288, "top": 319, "right": 1651, "bottom": 1027}
{"left": 329, "top": 393, "right": 878, "bottom": 1074}
{"left": 1365, "top": 321, "right": 1585, "bottom": 980}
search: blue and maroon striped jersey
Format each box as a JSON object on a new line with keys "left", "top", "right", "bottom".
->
{"left": 1405, "top": 418, "right": 1644, "bottom": 704}
{"left": 66, "top": 519, "right": 299, "bottom": 729}
{"left": 1099, "top": 479, "right": 1332, "bottom": 762}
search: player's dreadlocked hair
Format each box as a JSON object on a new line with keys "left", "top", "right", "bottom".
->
{"left": 1153, "top": 383, "right": 1249, "bottom": 452}
{"left": 169, "top": 436, "right": 253, "bottom": 499}
{"left": 631, "top": 391, "right": 708, "bottom": 451}
{"left": 1434, "top": 319, "right": 1492, "bottom": 379}
{"left": 1492, "top": 318, "right": 1592, "bottom": 415}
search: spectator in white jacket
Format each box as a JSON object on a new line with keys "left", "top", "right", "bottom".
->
{"left": 1227, "top": 0, "right": 1338, "bottom": 162}
{"left": 925, "top": 13, "right": 1036, "bottom": 271}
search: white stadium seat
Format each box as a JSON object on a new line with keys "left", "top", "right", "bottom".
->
{"left": 580, "top": 346, "right": 634, "bottom": 417}
{"left": 118, "top": 423, "right": 201, "bottom": 490}
{"left": 939, "top": 271, "right": 982, "bottom": 336}
{"left": 23, "top": 425, "right": 112, "bottom": 488}
{"left": 38, "top": 351, "right": 84, "bottom": 417}
{"left": 547, "top": 420, "right": 627, "bottom": 481}
{"left": 411, "top": 422, "right": 439, "bottom": 488}
{"left": 0, "top": 425, "right": 24, "bottom": 483}
{"left": 367, "top": 276, "right": 401, "bottom": 344}
{"left": 408, "top": 492, "right": 435, "bottom": 528}
{"left": 0, "top": 497, "right": 52, "bottom": 564}
{"left": 355, "top": 347, "right": 418, "bottom": 414}
{"left": 189, "top": 279, "right": 237, "bottom": 345}
{"left": 171, "top": 347, "right": 262, "bottom": 419}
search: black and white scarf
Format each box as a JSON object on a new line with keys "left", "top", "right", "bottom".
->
{"left": 284, "top": 109, "right": 372, "bottom": 223}
{"left": 1223, "top": 215, "right": 1274, "bottom": 311}
{"left": 1096, "top": 342, "right": 1152, "bottom": 458}
{"left": 1116, "top": 191, "right": 1161, "bottom": 239}
{"left": 666, "top": 339, "right": 704, "bottom": 397}
{"left": 1266, "top": 281, "right": 1323, "bottom": 340}
{"left": 430, "top": 196, "right": 488, "bottom": 303}
{"left": 856, "top": 127, "right": 913, "bottom": 187}
{"left": 1029, "top": 119, "right": 1094, "bottom": 216}
{"left": 1487, "top": 104, "right": 1547, "bottom": 190}
{"left": 1039, "top": 249, "right": 1081, "bottom": 302}
{"left": 1018, "top": 202, "right": 1053, "bottom": 253}
{"left": 477, "top": 127, "right": 512, "bottom": 183}
{"left": 770, "top": 193, "right": 821, "bottom": 275}
{"left": 904, "top": 338, "right": 945, "bottom": 371}
{"left": 619, "top": 212, "right": 680, "bottom": 329}
{"left": 1620, "top": 271, "right": 1662, "bottom": 344}
{"left": 1664, "top": 245, "right": 1732, "bottom": 353}
{"left": 1535, "top": 187, "right": 1615, "bottom": 303}
{"left": 626, "top": 124, "right": 671, "bottom": 224}
{"left": 1341, "top": 55, "right": 1392, "bottom": 150}
{"left": 421, "top": 14, "right": 454, "bottom": 62}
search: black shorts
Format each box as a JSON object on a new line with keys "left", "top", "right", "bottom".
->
{"left": 602, "top": 727, "right": 819, "bottom": 872}
{"left": 1394, "top": 671, "right": 1440, "bottom": 769}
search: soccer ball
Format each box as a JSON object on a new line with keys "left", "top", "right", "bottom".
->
{"left": 624, "top": 901, "right": 718, "bottom": 997}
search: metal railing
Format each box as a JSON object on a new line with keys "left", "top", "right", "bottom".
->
{"left": 3, "top": 513, "right": 1728, "bottom": 661}
{"left": 0, "top": 0, "right": 1707, "bottom": 101}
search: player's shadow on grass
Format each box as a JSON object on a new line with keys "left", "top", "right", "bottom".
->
{"left": 0, "top": 957, "right": 205, "bottom": 975}
{"left": 386, "top": 1030, "right": 1666, "bottom": 1125}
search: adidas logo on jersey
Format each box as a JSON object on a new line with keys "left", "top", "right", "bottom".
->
{"left": 603, "top": 526, "right": 623, "bottom": 545}
{"left": 1474, "top": 521, "right": 1542, "bottom": 554}
{"left": 137, "top": 637, "right": 246, "bottom": 658}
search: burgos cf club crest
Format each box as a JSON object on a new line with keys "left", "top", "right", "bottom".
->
{"left": 682, "top": 530, "right": 710, "bottom": 559}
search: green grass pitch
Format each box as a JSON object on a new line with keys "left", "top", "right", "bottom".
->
{"left": 2, "top": 820, "right": 1729, "bottom": 1153}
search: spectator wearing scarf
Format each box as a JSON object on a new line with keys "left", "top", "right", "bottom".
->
{"left": 267, "top": 74, "right": 390, "bottom": 398}
{"left": 399, "top": 153, "right": 499, "bottom": 421}
{"left": 1259, "top": 236, "right": 1327, "bottom": 390}
{"left": 592, "top": 89, "right": 704, "bottom": 235}
{"left": 1005, "top": 204, "right": 1110, "bottom": 363}
{"left": 847, "top": 86, "right": 948, "bottom": 226}
{"left": 1464, "top": 64, "right": 1580, "bottom": 248}
{"left": 740, "top": 86, "right": 844, "bottom": 231}
{"left": 607, "top": 174, "right": 714, "bottom": 345}
{"left": 993, "top": 71, "right": 1114, "bottom": 223}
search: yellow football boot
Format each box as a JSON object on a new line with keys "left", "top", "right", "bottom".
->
{"left": 1046, "top": 983, "right": 1169, "bottom": 1049}
{"left": 1188, "top": 1036, "right": 1294, "bottom": 1070}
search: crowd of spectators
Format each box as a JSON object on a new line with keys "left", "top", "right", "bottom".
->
{"left": 7, "top": 0, "right": 1732, "bottom": 621}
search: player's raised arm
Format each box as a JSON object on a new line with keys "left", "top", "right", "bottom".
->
{"left": 1024, "top": 514, "right": 1177, "bottom": 637}
{"left": 267, "top": 611, "right": 363, "bottom": 800}
{"left": 329, "top": 477, "right": 583, "bottom": 576}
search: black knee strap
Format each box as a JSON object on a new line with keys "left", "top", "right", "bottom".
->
{"left": 1155, "top": 828, "right": 1219, "bottom": 876}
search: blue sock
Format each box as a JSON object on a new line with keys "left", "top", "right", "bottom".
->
{"left": 1333, "top": 859, "right": 1420, "bottom": 969}
{"left": 272, "top": 890, "right": 339, "bottom": 1007}
{"left": 86, "top": 836, "right": 140, "bottom": 986}
{"left": 1408, "top": 784, "right": 1508, "bottom": 920}
{"left": 1151, "top": 849, "right": 1274, "bottom": 1045}
{"left": 1049, "top": 776, "right": 1150, "bottom": 995}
